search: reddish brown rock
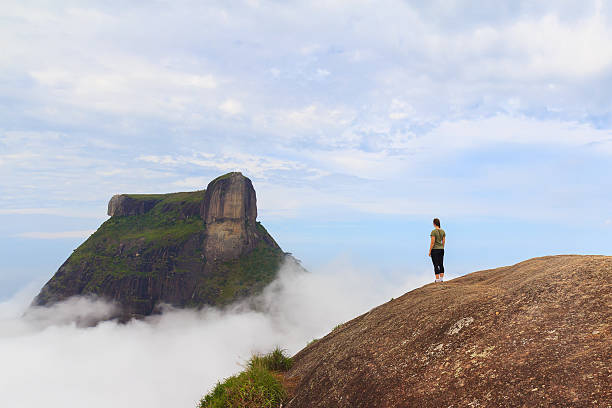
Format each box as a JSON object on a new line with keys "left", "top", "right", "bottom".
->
{"left": 285, "top": 255, "right": 612, "bottom": 408}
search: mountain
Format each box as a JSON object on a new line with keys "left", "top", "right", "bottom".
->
{"left": 33, "top": 172, "right": 290, "bottom": 318}
{"left": 283, "top": 255, "right": 611, "bottom": 407}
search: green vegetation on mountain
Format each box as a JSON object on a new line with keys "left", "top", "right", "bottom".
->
{"left": 191, "top": 239, "right": 284, "bottom": 306}
{"left": 33, "top": 172, "right": 290, "bottom": 318}
{"left": 67, "top": 190, "right": 206, "bottom": 279}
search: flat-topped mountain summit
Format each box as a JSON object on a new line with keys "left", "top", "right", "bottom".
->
{"left": 284, "top": 255, "right": 611, "bottom": 407}
{"left": 33, "top": 172, "right": 290, "bottom": 318}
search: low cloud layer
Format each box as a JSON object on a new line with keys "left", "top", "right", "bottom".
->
{"left": 0, "top": 260, "right": 427, "bottom": 408}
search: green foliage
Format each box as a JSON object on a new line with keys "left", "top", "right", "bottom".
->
{"left": 64, "top": 190, "right": 207, "bottom": 282}
{"left": 36, "top": 190, "right": 209, "bottom": 305}
{"left": 248, "top": 347, "right": 293, "bottom": 372}
{"left": 125, "top": 190, "right": 205, "bottom": 204}
{"left": 199, "top": 349, "right": 293, "bottom": 408}
{"left": 192, "top": 243, "right": 283, "bottom": 306}
{"left": 39, "top": 186, "right": 284, "bottom": 309}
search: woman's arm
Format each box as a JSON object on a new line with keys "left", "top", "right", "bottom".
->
{"left": 442, "top": 236, "right": 446, "bottom": 247}
{"left": 429, "top": 236, "right": 435, "bottom": 256}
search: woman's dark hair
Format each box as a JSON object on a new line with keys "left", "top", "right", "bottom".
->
{"left": 433, "top": 218, "right": 441, "bottom": 227}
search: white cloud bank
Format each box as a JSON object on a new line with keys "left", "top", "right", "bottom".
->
{"left": 0, "top": 260, "right": 427, "bottom": 408}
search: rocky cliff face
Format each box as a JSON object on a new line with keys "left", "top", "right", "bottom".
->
{"left": 33, "top": 172, "right": 288, "bottom": 319}
{"left": 284, "top": 255, "right": 611, "bottom": 407}
{"left": 201, "top": 172, "right": 258, "bottom": 261}
{"left": 108, "top": 194, "right": 163, "bottom": 217}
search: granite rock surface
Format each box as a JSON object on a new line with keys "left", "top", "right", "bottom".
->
{"left": 284, "top": 255, "right": 611, "bottom": 407}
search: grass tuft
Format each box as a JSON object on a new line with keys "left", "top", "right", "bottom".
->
{"left": 199, "top": 348, "right": 293, "bottom": 408}
{"left": 248, "top": 347, "right": 293, "bottom": 372}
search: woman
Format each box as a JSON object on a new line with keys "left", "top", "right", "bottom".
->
{"left": 428, "top": 218, "right": 446, "bottom": 282}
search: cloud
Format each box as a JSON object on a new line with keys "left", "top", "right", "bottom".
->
{"left": 0, "top": 208, "right": 102, "bottom": 218}
{"left": 271, "top": 104, "right": 356, "bottom": 138}
{"left": 2, "top": 0, "right": 612, "bottom": 136}
{"left": 0, "top": 260, "right": 427, "bottom": 408}
{"left": 419, "top": 115, "right": 612, "bottom": 157}
{"left": 28, "top": 64, "right": 219, "bottom": 118}
{"left": 219, "top": 99, "right": 243, "bottom": 115}
{"left": 389, "top": 99, "right": 415, "bottom": 120}
{"left": 15, "top": 230, "right": 95, "bottom": 239}
{"left": 2, "top": 113, "right": 610, "bottom": 225}
{"left": 24, "top": 296, "right": 119, "bottom": 329}
{"left": 315, "top": 68, "right": 330, "bottom": 78}
{"left": 138, "top": 152, "right": 315, "bottom": 179}
{"left": 505, "top": 9, "right": 612, "bottom": 78}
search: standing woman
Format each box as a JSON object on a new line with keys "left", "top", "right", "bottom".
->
{"left": 429, "top": 218, "right": 446, "bottom": 282}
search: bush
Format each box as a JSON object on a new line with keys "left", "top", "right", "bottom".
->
{"left": 199, "top": 348, "right": 293, "bottom": 408}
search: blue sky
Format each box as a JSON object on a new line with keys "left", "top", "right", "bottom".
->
{"left": 1, "top": 0, "right": 612, "bottom": 300}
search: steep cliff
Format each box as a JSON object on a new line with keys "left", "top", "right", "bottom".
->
{"left": 201, "top": 173, "right": 259, "bottom": 261}
{"left": 33, "top": 172, "right": 288, "bottom": 318}
{"left": 284, "top": 255, "right": 611, "bottom": 407}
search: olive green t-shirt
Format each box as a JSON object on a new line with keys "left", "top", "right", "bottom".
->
{"left": 431, "top": 228, "right": 446, "bottom": 250}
